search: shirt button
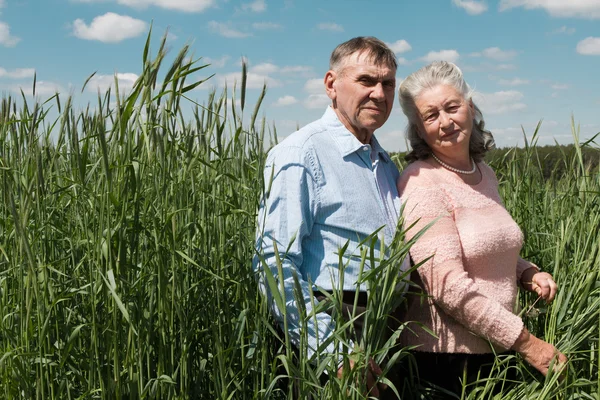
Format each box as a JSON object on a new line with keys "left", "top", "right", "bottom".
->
{"left": 362, "top": 146, "right": 369, "bottom": 151}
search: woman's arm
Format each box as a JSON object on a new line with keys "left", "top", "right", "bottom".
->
{"left": 512, "top": 327, "right": 567, "bottom": 377}
{"left": 400, "top": 183, "right": 524, "bottom": 350}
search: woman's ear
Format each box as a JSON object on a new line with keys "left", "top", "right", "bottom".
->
{"left": 468, "top": 98, "right": 475, "bottom": 115}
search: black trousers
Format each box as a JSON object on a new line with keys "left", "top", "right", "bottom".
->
{"left": 410, "top": 351, "right": 516, "bottom": 399}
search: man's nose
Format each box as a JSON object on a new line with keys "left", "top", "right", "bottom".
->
{"left": 370, "top": 83, "right": 385, "bottom": 100}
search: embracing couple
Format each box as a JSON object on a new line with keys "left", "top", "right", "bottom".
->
{"left": 253, "top": 37, "right": 566, "bottom": 399}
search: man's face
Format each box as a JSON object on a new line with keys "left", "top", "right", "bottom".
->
{"left": 325, "top": 51, "right": 396, "bottom": 142}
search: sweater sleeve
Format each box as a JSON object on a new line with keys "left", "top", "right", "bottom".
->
{"left": 516, "top": 257, "right": 540, "bottom": 287}
{"left": 400, "top": 179, "right": 524, "bottom": 350}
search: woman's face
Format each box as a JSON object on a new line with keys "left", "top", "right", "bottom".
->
{"left": 414, "top": 84, "right": 474, "bottom": 157}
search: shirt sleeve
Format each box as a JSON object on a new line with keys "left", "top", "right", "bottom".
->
{"left": 401, "top": 180, "right": 524, "bottom": 350}
{"left": 253, "top": 143, "right": 347, "bottom": 362}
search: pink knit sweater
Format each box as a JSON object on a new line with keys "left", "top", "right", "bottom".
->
{"left": 398, "top": 160, "right": 536, "bottom": 354}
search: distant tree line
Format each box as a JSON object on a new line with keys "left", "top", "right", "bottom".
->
{"left": 393, "top": 144, "right": 600, "bottom": 181}
{"left": 485, "top": 144, "right": 600, "bottom": 180}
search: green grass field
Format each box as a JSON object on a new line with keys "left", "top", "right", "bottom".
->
{"left": 1, "top": 36, "right": 598, "bottom": 399}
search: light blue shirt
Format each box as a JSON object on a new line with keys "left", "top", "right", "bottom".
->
{"left": 254, "top": 107, "right": 407, "bottom": 360}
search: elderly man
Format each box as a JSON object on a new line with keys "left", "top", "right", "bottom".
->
{"left": 254, "top": 36, "right": 408, "bottom": 397}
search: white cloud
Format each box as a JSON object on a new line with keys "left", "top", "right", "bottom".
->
{"left": 72, "top": 13, "right": 147, "bottom": 43}
{"left": 220, "top": 72, "right": 281, "bottom": 89}
{"left": 273, "top": 119, "right": 301, "bottom": 133}
{"left": 34, "top": 81, "right": 68, "bottom": 96}
{"left": 471, "top": 47, "right": 517, "bottom": 61}
{"left": 304, "top": 78, "right": 324, "bottom": 94}
{"left": 241, "top": 61, "right": 313, "bottom": 78}
{"left": 87, "top": 72, "right": 139, "bottom": 92}
{"left": 280, "top": 65, "right": 313, "bottom": 76}
{"left": 375, "top": 129, "right": 408, "bottom": 153}
{"left": 6, "top": 81, "right": 67, "bottom": 96}
{"left": 482, "top": 47, "right": 518, "bottom": 61}
{"left": 203, "top": 55, "right": 230, "bottom": 68}
{"left": 303, "top": 94, "right": 330, "bottom": 109}
{"left": 252, "top": 22, "right": 282, "bottom": 30}
{"left": 74, "top": 0, "right": 215, "bottom": 12}
{"left": 251, "top": 62, "right": 279, "bottom": 74}
{"left": 552, "top": 25, "right": 575, "bottom": 34}
{"left": 577, "top": 37, "right": 600, "bottom": 55}
{"left": 452, "top": 0, "right": 488, "bottom": 15}
{"left": 498, "top": 77, "right": 530, "bottom": 86}
{"left": 241, "top": 0, "right": 266, "bottom": 12}
{"left": 227, "top": 97, "right": 242, "bottom": 109}
{"left": 0, "top": 22, "right": 20, "bottom": 47}
{"left": 0, "top": 67, "right": 35, "bottom": 79}
{"left": 273, "top": 95, "right": 298, "bottom": 107}
{"left": 551, "top": 83, "right": 569, "bottom": 90}
{"left": 420, "top": 49, "right": 460, "bottom": 63}
{"left": 317, "top": 22, "right": 344, "bottom": 32}
{"left": 208, "top": 21, "right": 251, "bottom": 38}
{"left": 386, "top": 39, "right": 412, "bottom": 54}
{"left": 474, "top": 90, "right": 527, "bottom": 114}
{"left": 489, "top": 126, "right": 524, "bottom": 145}
{"left": 166, "top": 31, "right": 178, "bottom": 42}
{"left": 499, "top": 0, "right": 600, "bottom": 19}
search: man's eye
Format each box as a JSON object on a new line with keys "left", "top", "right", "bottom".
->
{"left": 447, "top": 105, "right": 459, "bottom": 112}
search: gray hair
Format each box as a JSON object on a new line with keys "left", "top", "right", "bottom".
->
{"left": 398, "top": 61, "right": 495, "bottom": 163}
{"left": 330, "top": 36, "right": 398, "bottom": 73}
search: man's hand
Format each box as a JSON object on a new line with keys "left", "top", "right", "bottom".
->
{"left": 521, "top": 268, "right": 558, "bottom": 303}
{"left": 337, "top": 357, "right": 388, "bottom": 397}
{"left": 512, "top": 328, "right": 567, "bottom": 378}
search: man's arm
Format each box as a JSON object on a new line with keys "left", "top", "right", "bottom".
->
{"left": 253, "top": 144, "right": 347, "bottom": 361}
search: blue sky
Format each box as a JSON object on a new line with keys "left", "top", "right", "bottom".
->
{"left": 1, "top": 0, "right": 599, "bottom": 151}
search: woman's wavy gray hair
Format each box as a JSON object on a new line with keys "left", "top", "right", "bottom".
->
{"left": 398, "top": 61, "right": 495, "bottom": 163}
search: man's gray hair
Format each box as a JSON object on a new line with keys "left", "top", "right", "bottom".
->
{"left": 398, "top": 61, "right": 495, "bottom": 163}
{"left": 330, "top": 36, "right": 398, "bottom": 73}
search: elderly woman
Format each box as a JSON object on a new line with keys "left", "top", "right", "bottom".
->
{"left": 396, "top": 61, "right": 567, "bottom": 395}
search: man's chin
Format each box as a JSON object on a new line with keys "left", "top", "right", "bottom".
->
{"left": 365, "top": 120, "right": 387, "bottom": 133}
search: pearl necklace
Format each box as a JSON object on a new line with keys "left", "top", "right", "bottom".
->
{"left": 431, "top": 153, "right": 477, "bottom": 175}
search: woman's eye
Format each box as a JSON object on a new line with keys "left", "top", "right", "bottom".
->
{"left": 424, "top": 113, "right": 437, "bottom": 122}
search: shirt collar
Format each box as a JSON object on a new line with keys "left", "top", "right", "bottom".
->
{"left": 321, "top": 106, "right": 391, "bottom": 162}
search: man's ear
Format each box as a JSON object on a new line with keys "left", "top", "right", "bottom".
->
{"left": 324, "top": 70, "right": 337, "bottom": 101}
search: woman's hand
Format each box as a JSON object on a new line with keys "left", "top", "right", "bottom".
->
{"left": 512, "top": 327, "right": 567, "bottom": 378}
{"left": 521, "top": 268, "right": 558, "bottom": 303}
